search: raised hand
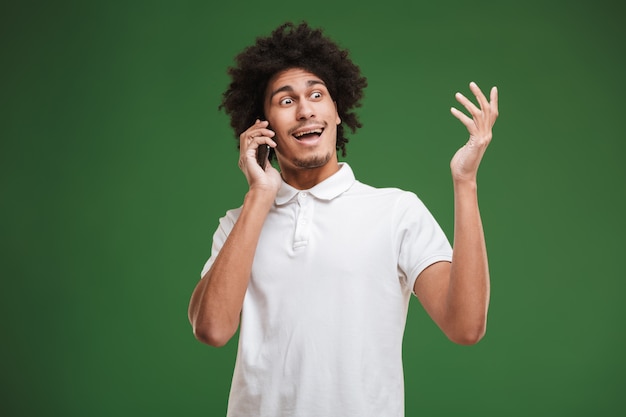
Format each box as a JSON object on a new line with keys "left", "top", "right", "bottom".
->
{"left": 449, "top": 82, "right": 499, "bottom": 183}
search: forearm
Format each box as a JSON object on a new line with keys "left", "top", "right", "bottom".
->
{"left": 421, "top": 81, "right": 496, "bottom": 345}
{"left": 188, "top": 189, "right": 274, "bottom": 346}
{"left": 446, "top": 179, "right": 490, "bottom": 344}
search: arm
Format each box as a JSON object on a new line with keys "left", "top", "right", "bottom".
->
{"left": 414, "top": 82, "right": 498, "bottom": 345}
{"left": 188, "top": 120, "right": 280, "bottom": 347}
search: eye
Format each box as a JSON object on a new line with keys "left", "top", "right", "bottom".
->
{"left": 279, "top": 97, "right": 294, "bottom": 105}
{"left": 311, "top": 91, "right": 322, "bottom": 100}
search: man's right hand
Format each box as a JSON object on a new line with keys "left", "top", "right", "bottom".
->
{"left": 238, "top": 119, "right": 281, "bottom": 195}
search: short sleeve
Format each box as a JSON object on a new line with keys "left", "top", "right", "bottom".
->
{"left": 394, "top": 192, "right": 453, "bottom": 293}
{"left": 200, "top": 207, "right": 241, "bottom": 278}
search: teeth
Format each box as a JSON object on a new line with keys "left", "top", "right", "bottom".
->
{"left": 294, "top": 129, "right": 322, "bottom": 138}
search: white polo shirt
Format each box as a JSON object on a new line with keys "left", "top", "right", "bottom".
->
{"left": 202, "top": 163, "right": 453, "bottom": 417}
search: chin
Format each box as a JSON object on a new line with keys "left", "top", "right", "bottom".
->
{"left": 292, "top": 152, "right": 333, "bottom": 169}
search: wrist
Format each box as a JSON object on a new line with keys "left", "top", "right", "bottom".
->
{"left": 452, "top": 177, "right": 478, "bottom": 193}
{"left": 244, "top": 187, "right": 276, "bottom": 210}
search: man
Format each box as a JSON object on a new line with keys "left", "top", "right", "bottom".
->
{"left": 189, "top": 21, "right": 498, "bottom": 417}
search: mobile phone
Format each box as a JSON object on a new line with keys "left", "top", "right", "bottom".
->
{"left": 256, "top": 144, "right": 270, "bottom": 168}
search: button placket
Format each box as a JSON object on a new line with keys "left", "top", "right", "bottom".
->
{"left": 293, "top": 192, "right": 312, "bottom": 248}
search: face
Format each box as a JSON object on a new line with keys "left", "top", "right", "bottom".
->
{"left": 263, "top": 68, "right": 341, "bottom": 181}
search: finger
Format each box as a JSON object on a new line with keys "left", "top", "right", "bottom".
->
{"left": 241, "top": 119, "right": 268, "bottom": 133}
{"left": 255, "top": 136, "right": 277, "bottom": 149}
{"left": 245, "top": 130, "right": 276, "bottom": 148}
{"left": 450, "top": 106, "right": 476, "bottom": 131}
{"left": 240, "top": 135, "right": 277, "bottom": 171}
{"left": 240, "top": 124, "right": 274, "bottom": 148}
{"left": 490, "top": 86, "right": 499, "bottom": 117}
{"left": 455, "top": 92, "right": 480, "bottom": 118}
{"left": 469, "top": 81, "right": 490, "bottom": 112}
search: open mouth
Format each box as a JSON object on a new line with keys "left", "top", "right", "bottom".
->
{"left": 292, "top": 127, "right": 324, "bottom": 142}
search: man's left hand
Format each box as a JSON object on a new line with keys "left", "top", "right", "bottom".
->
{"left": 450, "top": 82, "right": 499, "bottom": 183}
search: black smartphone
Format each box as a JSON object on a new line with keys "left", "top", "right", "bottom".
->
{"left": 256, "top": 120, "right": 273, "bottom": 168}
{"left": 256, "top": 144, "right": 270, "bottom": 168}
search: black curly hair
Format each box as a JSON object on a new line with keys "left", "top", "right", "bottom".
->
{"left": 219, "top": 21, "right": 368, "bottom": 159}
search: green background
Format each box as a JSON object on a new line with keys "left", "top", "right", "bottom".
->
{"left": 2, "top": 0, "right": 624, "bottom": 415}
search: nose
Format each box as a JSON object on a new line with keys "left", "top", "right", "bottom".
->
{"left": 296, "top": 100, "right": 315, "bottom": 120}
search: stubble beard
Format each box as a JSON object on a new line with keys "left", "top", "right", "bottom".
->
{"left": 292, "top": 151, "right": 334, "bottom": 170}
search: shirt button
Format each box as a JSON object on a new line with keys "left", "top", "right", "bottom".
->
{"left": 299, "top": 192, "right": 307, "bottom": 198}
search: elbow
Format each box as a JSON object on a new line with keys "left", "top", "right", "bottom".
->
{"left": 191, "top": 321, "right": 235, "bottom": 347}
{"left": 192, "top": 325, "right": 231, "bottom": 347}
{"left": 450, "top": 331, "right": 485, "bottom": 346}
{"left": 447, "top": 323, "right": 487, "bottom": 346}
{"left": 188, "top": 297, "right": 237, "bottom": 347}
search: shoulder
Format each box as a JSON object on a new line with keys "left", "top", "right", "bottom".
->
{"left": 349, "top": 180, "right": 425, "bottom": 208}
{"left": 215, "top": 205, "right": 243, "bottom": 231}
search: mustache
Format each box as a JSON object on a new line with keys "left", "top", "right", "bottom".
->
{"left": 287, "top": 121, "right": 328, "bottom": 136}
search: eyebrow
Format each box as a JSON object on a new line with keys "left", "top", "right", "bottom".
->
{"left": 268, "top": 79, "right": 326, "bottom": 101}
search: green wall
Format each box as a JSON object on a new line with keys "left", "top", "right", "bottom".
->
{"left": 2, "top": 0, "right": 624, "bottom": 415}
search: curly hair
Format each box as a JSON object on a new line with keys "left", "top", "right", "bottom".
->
{"left": 219, "top": 21, "right": 368, "bottom": 158}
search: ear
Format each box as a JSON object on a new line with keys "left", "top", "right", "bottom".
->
{"left": 334, "top": 101, "right": 341, "bottom": 125}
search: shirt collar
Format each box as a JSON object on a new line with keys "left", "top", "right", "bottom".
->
{"left": 275, "top": 162, "right": 356, "bottom": 205}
